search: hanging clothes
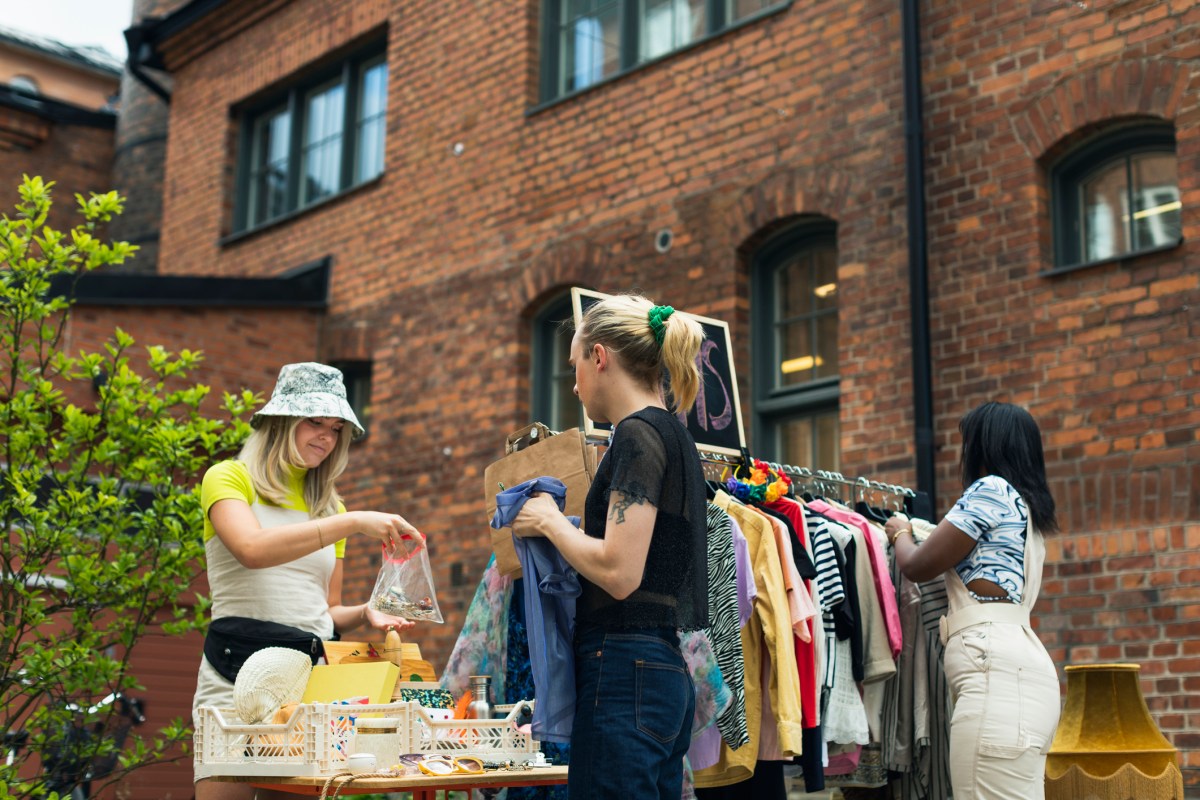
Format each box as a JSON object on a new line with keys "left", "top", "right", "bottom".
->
{"left": 693, "top": 490, "right": 805, "bottom": 789}
{"left": 439, "top": 555, "right": 511, "bottom": 700}
{"left": 703, "top": 503, "right": 750, "bottom": 749}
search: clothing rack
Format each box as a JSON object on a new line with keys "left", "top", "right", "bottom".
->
{"left": 696, "top": 448, "right": 916, "bottom": 509}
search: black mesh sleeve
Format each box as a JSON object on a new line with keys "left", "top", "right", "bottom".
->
{"left": 604, "top": 417, "right": 667, "bottom": 509}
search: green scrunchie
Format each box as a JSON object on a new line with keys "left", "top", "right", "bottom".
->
{"left": 648, "top": 305, "right": 675, "bottom": 347}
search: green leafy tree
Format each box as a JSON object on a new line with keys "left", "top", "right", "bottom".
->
{"left": 0, "top": 176, "right": 259, "bottom": 799}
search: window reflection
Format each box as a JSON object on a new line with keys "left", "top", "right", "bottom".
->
{"left": 301, "top": 80, "right": 346, "bottom": 204}
{"left": 773, "top": 238, "right": 838, "bottom": 388}
{"left": 563, "top": 0, "right": 621, "bottom": 93}
{"left": 533, "top": 295, "right": 583, "bottom": 431}
{"left": 779, "top": 409, "right": 839, "bottom": 471}
{"left": 641, "top": 0, "right": 706, "bottom": 60}
{"left": 355, "top": 58, "right": 388, "bottom": 183}
{"left": 729, "top": 0, "right": 775, "bottom": 21}
{"left": 1080, "top": 148, "right": 1180, "bottom": 264}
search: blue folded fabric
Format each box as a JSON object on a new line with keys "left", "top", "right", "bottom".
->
{"left": 491, "top": 477, "right": 579, "bottom": 742}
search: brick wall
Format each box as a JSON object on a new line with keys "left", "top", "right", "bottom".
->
{"left": 0, "top": 111, "right": 115, "bottom": 234}
{"left": 116, "top": 0, "right": 1200, "bottom": 794}
{"left": 916, "top": 1, "right": 1200, "bottom": 788}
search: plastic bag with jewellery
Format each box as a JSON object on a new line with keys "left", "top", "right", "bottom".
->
{"left": 367, "top": 532, "right": 444, "bottom": 623}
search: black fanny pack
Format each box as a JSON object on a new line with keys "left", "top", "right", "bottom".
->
{"left": 203, "top": 616, "right": 324, "bottom": 683}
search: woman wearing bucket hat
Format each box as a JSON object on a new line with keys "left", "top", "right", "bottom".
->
{"left": 193, "top": 362, "right": 419, "bottom": 799}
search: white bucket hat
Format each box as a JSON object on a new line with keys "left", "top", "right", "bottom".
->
{"left": 251, "top": 362, "right": 365, "bottom": 438}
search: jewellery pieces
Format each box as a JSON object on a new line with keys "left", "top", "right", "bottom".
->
{"left": 372, "top": 586, "right": 437, "bottom": 619}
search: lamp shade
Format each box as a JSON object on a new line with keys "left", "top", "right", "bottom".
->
{"left": 1045, "top": 663, "right": 1183, "bottom": 800}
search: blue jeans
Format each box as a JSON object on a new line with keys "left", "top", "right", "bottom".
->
{"left": 568, "top": 625, "right": 695, "bottom": 800}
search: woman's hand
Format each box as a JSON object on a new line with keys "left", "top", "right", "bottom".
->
{"left": 364, "top": 603, "right": 417, "bottom": 633}
{"left": 353, "top": 510, "right": 422, "bottom": 552}
{"left": 884, "top": 515, "right": 913, "bottom": 546}
{"left": 510, "top": 493, "right": 564, "bottom": 538}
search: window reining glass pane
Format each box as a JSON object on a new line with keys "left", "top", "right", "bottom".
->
{"left": 779, "top": 415, "right": 815, "bottom": 468}
{"left": 728, "top": 0, "right": 775, "bottom": 23}
{"left": 251, "top": 108, "right": 291, "bottom": 224}
{"left": 816, "top": 312, "right": 838, "bottom": 380}
{"left": 549, "top": 308, "right": 581, "bottom": 430}
{"left": 640, "top": 0, "right": 706, "bottom": 61}
{"left": 562, "top": 0, "right": 621, "bottom": 93}
{"left": 302, "top": 81, "right": 346, "bottom": 204}
{"left": 776, "top": 252, "right": 811, "bottom": 320}
{"left": 778, "top": 319, "right": 813, "bottom": 387}
{"left": 777, "top": 409, "right": 840, "bottom": 471}
{"left": 1130, "top": 151, "right": 1181, "bottom": 252}
{"left": 772, "top": 238, "right": 837, "bottom": 388}
{"left": 815, "top": 409, "right": 840, "bottom": 471}
{"left": 356, "top": 60, "right": 388, "bottom": 183}
{"left": 1082, "top": 159, "right": 1128, "bottom": 263}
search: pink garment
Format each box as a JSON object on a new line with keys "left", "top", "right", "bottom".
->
{"left": 807, "top": 500, "right": 902, "bottom": 659}
{"left": 825, "top": 744, "right": 863, "bottom": 775}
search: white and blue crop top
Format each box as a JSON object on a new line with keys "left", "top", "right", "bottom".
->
{"left": 944, "top": 475, "right": 1029, "bottom": 603}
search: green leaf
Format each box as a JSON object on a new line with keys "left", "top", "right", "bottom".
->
{"left": 0, "top": 175, "right": 262, "bottom": 800}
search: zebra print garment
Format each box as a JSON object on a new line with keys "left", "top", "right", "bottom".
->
{"left": 706, "top": 503, "right": 750, "bottom": 749}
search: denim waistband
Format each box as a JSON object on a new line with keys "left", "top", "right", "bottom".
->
{"left": 575, "top": 623, "right": 679, "bottom": 646}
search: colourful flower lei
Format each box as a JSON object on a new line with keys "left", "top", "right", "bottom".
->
{"left": 723, "top": 458, "right": 791, "bottom": 503}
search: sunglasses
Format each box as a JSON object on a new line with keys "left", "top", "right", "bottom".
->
{"left": 417, "top": 754, "right": 485, "bottom": 776}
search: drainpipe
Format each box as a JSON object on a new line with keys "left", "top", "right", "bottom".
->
{"left": 123, "top": 23, "right": 171, "bottom": 103}
{"left": 901, "top": 0, "right": 936, "bottom": 513}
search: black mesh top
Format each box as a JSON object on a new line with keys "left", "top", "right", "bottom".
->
{"left": 577, "top": 407, "right": 709, "bottom": 631}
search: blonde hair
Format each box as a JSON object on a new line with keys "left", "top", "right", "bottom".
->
{"left": 238, "top": 416, "right": 350, "bottom": 519}
{"left": 578, "top": 294, "right": 705, "bottom": 412}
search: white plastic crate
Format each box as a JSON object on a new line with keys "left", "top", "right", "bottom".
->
{"left": 194, "top": 700, "right": 539, "bottom": 778}
{"left": 411, "top": 701, "right": 538, "bottom": 761}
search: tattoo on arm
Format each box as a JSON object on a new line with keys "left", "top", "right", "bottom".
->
{"left": 609, "top": 492, "right": 646, "bottom": 525}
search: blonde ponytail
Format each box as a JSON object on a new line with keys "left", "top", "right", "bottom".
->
{"left": 658, "top": 311, "right": 704, "bottom": 412}
{"left": 578, "top": 294, "right": 705, "bottom": 412}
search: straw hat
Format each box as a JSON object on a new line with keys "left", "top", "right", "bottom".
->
{"left": 250, "top": 362, "right": 365, "bottom": 438}
{"left": 233, "top": 647, "right": 313, "bottom": 724}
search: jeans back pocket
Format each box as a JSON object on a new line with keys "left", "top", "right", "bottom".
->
{"left": 634, "top": 659, "right": 690, "bottom": 744}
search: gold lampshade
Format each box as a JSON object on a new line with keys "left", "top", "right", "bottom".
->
{"left": 1045, "top": 663, "right": 1183, "bottom": 800}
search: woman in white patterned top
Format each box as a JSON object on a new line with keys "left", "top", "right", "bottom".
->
{"left": 884, "top": 401, "right": 1061, "bottom": 799}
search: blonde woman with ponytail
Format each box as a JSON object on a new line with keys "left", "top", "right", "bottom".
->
{"left": 512, "top": 294, "right": 710, "bottom": 800}
{"left": 193, "top": 363, "right": 421, "bottom": 800}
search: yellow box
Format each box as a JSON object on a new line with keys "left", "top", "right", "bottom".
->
{"left": 300, "top": 661, "right": 400, "bottom": 704}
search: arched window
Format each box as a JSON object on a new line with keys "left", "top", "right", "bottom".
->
{"left": 751, "top": 221, "right": 840, "bottom": 470}
{"left": 1051, "top": 124, "right": 1181, "bottom": 272}
{"left": 531, "top": 293, "right": 582, "bottom": 431}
